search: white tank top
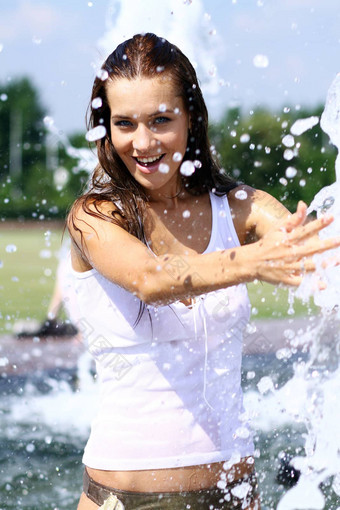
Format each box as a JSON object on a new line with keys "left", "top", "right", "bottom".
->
{"left": 72, "top": 192, "right": 254, "bottom": 470}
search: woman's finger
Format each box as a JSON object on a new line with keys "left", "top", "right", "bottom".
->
{"left": 289, "top": 213, "right": 334, "bottom": 243}
{"left": 282, "top": 201, "right": 308, "bottom": 233}
{"left": 277, "top": 235, "right": 340, "bottom": 263}
{"left": 321, "top": 255, "right": 340, "bottom": 269}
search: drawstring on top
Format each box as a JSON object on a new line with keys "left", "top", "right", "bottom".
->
{"left": 192, "top": 296, "right": 214, "bottom": 410}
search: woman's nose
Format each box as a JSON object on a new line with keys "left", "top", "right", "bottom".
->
{"left": 132, "top": 124, "right": 155, "bottom": 152}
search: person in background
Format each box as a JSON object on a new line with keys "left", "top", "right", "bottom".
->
{"left": 67, "top": 33, "right": 339, "bottom": 509}
{"left": 17, "top": 239, "right": 78, "bottom": 339}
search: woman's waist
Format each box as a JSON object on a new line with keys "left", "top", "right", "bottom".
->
{"left": 85, "top": 457, "right": 256, "bottom": 492}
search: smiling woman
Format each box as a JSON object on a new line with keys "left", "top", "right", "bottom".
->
{"left": 107, "top": 76, "right": 190, "bottom": 194}
{"left": 66, "top": 33, "right": 340, "bottom": 510}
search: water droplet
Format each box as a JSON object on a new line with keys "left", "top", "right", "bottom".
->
{"left": 0, "top": 93, "right": 7, "bottom": 101}
{"left": 158, "top": 103, "right": 167, "bottom": 112}
{"left": 283, "top": 149, "right": 294, "bottom": 161}
{"left": 85, "top": 125, "right": 106, "bottom": 142}
{"left": 282, "top": 134, "right": 295, "bottom": 147}
{"left": 321, "top": 196, "right": 335, "bottom": 211}
{"left": 182, "top": 210, "right": 190, "bottom": 218}
{"left": 257, "top": 376, "right": 274, "bottom": 394}
{"left": 174, "top": 107, "right": 180, "bottom": 115}
{"left": 290, "top": 116, "right": 319, "bottom": 136}
{"left": 234, "top": 426, "right": 250, "bottom": 439}
{"left": 96, "top": 69, "right": 109, "bottom": 81}
{"left": 235, "top": 189, "right": 248, "bottom": 200}
{"left": 285, "top": 166, "right": 297, "bottom": 178}
{"left": 156, "top": 66, "right": 164, "bottom": 73}
{"left": 299, "top": 179, "right": 306, "bottom": 187}
{"left": 230, "top": 130, "right": 237, "bottom": 137}
{"left": 43, "top": 116, "right": 54, "bottom": 128}
{"left": 26, "top": 443, "right": 35, "bottom": 453}
{"left": 91, "top": 97, "right": 102, "bottom": 109}
{"left": 193, "top": 160, "right": 202, "bottom": 168}
{"left": 6, "top": 244, "right": 17, "bottom": 253}
{"left": 180, "top": 160, "right": 195, "bottom": 176}
{"left": 159, "top": 163, "right": 169, "bottom": 174}
{"left": 32, "top": 36, "right": 42, "bottom": 45}
{"left": 39, "top": 249, "right": 52, "bottom": 259}
{"left": 173, "top": 152, "right": 183, "bottom": 162}
{"left": 0, "top": 260, "right": 3, "bottom": 269}
{"left": 253, "top": 54, "right": 269, "bottom": 68}
{"left": 240, "top": 133, "right": 250, "bottom": 143}
{"left": 279, "top": 177, "right": 288, "bottom": 186}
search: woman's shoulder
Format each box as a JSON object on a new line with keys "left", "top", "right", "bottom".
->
{"left": 68, "top": 196, "right": 120, "bottom": 232}
{"left": 227, "top": 185, "right": 289, "bottom": 244}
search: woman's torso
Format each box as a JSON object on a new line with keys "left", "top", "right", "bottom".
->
{"left": 72, "top": 190, "right": 254, "bottom": 491}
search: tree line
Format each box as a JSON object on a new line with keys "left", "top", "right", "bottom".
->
{"left": 0, "top": 77, "right": 336, "bottom": 221}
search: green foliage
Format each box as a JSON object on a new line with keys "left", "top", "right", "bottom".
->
{"left": 0, "top": 77, "right": 90, "bottom": 220}
{"left": 0, "top": 77, "right": 47, "bottom": 182}
{"left": 209, "top": 105, "right": 337, "bottom": 212}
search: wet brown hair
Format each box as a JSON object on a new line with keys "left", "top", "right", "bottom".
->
{"left": 68, "top": 33, "right": 237, "bottom": 246}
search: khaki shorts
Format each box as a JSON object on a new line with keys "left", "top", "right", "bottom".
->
{"left": 83, "top": 467, "right": 259, "bottom": 509}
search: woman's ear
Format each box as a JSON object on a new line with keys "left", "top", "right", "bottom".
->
{"left": 188, "top": 116, "right": 192, "bottom": 131}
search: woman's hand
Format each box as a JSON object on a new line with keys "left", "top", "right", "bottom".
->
{"left": 253, "top": 201, "right": 340, "bottom": 287}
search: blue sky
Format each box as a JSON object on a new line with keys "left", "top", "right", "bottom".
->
{"left": 0, "top": 0, "right": 339, "bottom": 134}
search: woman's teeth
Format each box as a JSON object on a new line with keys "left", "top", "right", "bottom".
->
{"left": 135, "top": 155, "right": 163, "bottom": 166}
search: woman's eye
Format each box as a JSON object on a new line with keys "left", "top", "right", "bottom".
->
{"left": 154, "top": 116, "right": 171, "bottom": 125}
{"left": 114, "top": 120, "right": 133, "bottom": 127}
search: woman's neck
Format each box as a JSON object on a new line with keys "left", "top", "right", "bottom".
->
{"left": 146, "top": 176, "right": 185, "bottom": 209}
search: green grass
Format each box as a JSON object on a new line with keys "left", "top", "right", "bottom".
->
{"left": 0, "top": 223, "right": 64, "bottom": 333}
{"left": 0, "top": 223, "right": 318, "bottom": 334}
{"left": 247, "top": 280, "right": 318, "bottom": 319}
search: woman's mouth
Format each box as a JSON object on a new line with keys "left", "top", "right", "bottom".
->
{"left": 133, "top": 154, "right": 165, "bottom": 173}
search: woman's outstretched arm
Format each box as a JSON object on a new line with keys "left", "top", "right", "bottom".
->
{"left": 68, "top": 196, "right": 340, "bottom": 306}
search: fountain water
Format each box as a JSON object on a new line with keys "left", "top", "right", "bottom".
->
{"left": 244, "top": 74, "right": 340, "bottom": 510}
{"left": 274, "top": 74, "right": 340, "bottom": 510}
{"left": 96, "top": 0, "right": 221, "bottom": 97}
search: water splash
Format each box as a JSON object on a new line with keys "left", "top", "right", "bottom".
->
{"left": 298, "top": 74, "right": 340, "bottom": 311}
{"left": 43, "top": 116, "right": 97, "bottom": 174}
{"left": 96, "top": 0, "right": 221, "bottom": 97}
{"left": 269, "top": 75, "right": 340, "bottom": 509}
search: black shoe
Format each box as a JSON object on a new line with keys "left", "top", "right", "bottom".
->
{"left": 276, "top": 453, "right": 301, "bottom": 487}
{"left": 17, "top": 319, "right": 78, "bottom": 339}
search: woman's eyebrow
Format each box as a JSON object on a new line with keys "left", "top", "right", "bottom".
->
{"left": 111, "top": 114, "right": 131, "bottom": 120}
{"left": 111, "top": 109, "right": 176, "bottom": 120}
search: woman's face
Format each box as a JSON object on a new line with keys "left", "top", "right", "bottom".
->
{"left": 106, "top": 75, "right": 190, "bottom": 195}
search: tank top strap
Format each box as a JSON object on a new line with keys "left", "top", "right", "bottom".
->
{"left": 209, "top": 191, "right": 241, "bottom": 250}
